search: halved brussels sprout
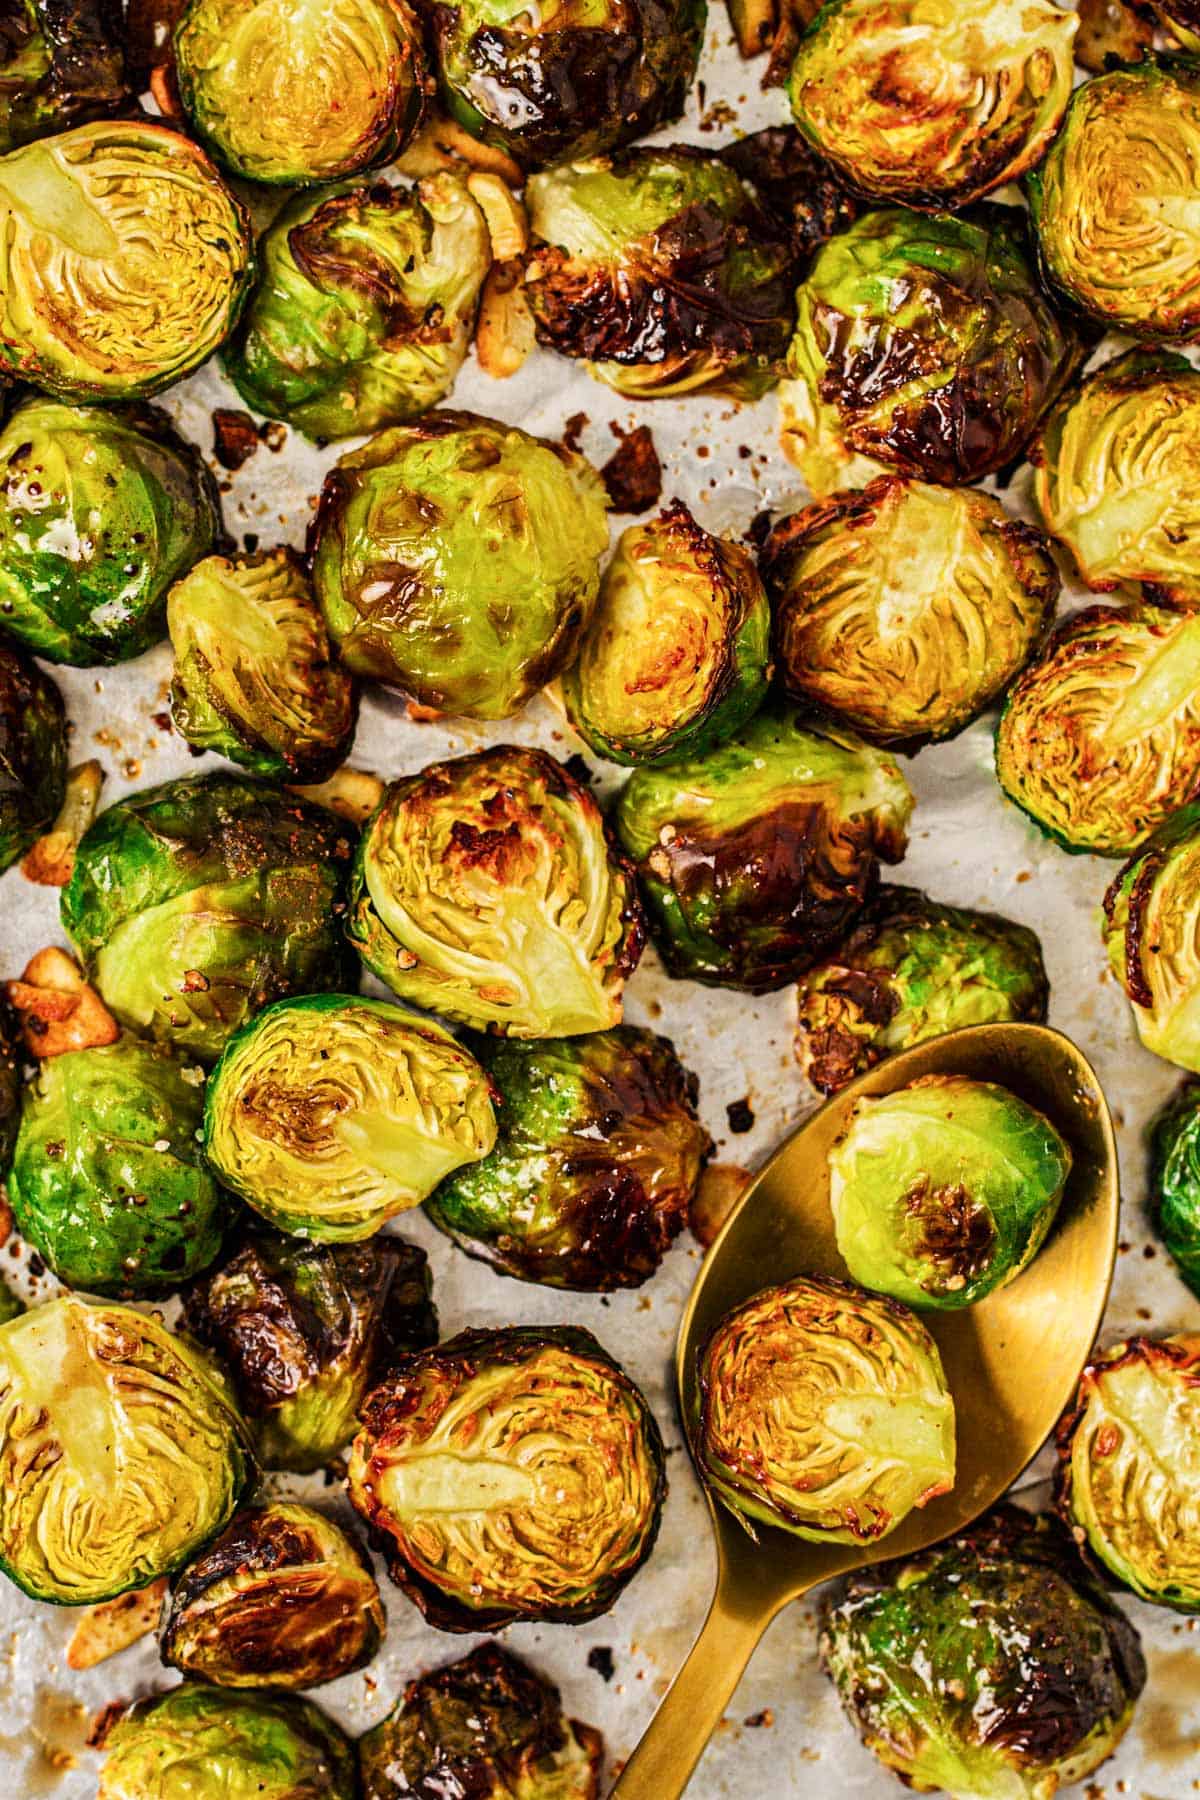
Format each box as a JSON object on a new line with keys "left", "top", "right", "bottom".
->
{"left": 762, "top": 478, "right": 1057, "bottom": 748}
{"left": 796, "top": 887, "right": 1049, "bottom": 1095}
{"left": 0, "top": 1295, "right": 251, "bottom": 1604}
{"left": 360, "top": 1642, "right": 603, "bottom": 1800}
{"left": 426, "top": 1026, "right": 710, "bottom": 1289}
{"left": 224, "top": 175, "right": 490, "bottom": 442}
{"left": 8, "top": 1034, "right": 231, "bottom": 1296}
{"left": 183, "top": 1225, "right": 437, "bottom": 1473}
{"left": 997, "top": 604, "right": 1200, "bottom": 857}
{"left": 1058, "top": 1334, "right": 1200, "bottom": 1611}
{"left": 0, "top": 395, "right": 223, "bottom": 665}
{"left": 60, "top": 773, "right": 357, "bottom": 1062}
{"left": 821, "top": 1505, "right": 1146, "bottom": 1796}
{"left": 205, "top": 994, "right": 496, "bottom": 1241}
{"left": 168, "top": 550, "right": 356, "bottom": 782}
{"left": 310, "top": 411, "right": 609, "bottom": 718}
{"left": 614, "top": 702, "right": 912, "bottom": 992}
{"left": 0, "top": 120, "right": 252, "bottom": 401}
{"left": 1103, "top": 804, "right": 1200, "bottom": 1070}
{"left": 1029, "top": 59, "right": 1200, "bottom": 339}
{"left": 696, "top": 1273, "right": 955, "bottom": 1543}
{"left": 162, "top": 1502, "right": 385, "bottom": 1690}
{"left": 351, "top": 746, "right": 644, "bottom": 1036}
{"left": 349, "top": 1325, "right": 666, "bottom": 1628}
{"left": 0, "top": 1, "right": 128, "bottom": 154}
{"left": 99, "top": 1685, "right": 357, "bottom": 1800}
{"left": 780, "top": 205, "right": 1085, "bottom": 495}
{"left": 788, "top": 0, "right": 1075, "bottom": 210}
{"left": 0, "top": 631, "right": 65, "bottom": 869}
{"left": 524, "top": 149, "right": 795, "bottom": 399}
{"left": 1150, "top": 1081, "right": 1200, "bottom": 1297}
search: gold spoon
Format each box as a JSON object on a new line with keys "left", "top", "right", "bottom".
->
{"left": 610, "top": 1021, "right": 1119, "bottom": 1800}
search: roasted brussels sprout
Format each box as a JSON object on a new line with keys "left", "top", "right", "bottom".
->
{"left": 349, "top": 1325, "right": 666, "bottom": 1628}
{"left": 0, "top": 120, "right": 252, "bottom": 401}
{"left": 614, "top": 703, "right": 912, "bottom": 992}
{"left": 788, "top": 0, "right": 1075, "bottom": 211}
{"left": 1149, "top": 1081, "right": 1200, "bottom": 1296}
{"left": 310, "top": 411, "right": 609, "bottom": 717}
{"left": 8, "top": 1035, "right": 230, "bottom": 1296}
{"left": 1058, "top": 1334, "right": 1200, "bottom": 1611}
{"left": 1157, "top": 1, "right": 1200, "bottom": 46}
{"left": 0, "top": 631, "right": 65, "bottom": 869}
{"left": 821, "top": 1504, "right": 1146, "bottom": 1796}
{"left": 524, "top": 149, "right": 795, "bottom": 399}
{"left": 762, "top": 479, "right": 1057, "bottom": 749}
{"left": 0, "top": 395, "right": 223, "bottom": 665}
{"left": 0, "top": 1295, "right": 251, "bottom": 1603}
{"left": 184, "top": 1225, "right": 437, "bottom": 1473}
{"left": 351, "top": 746, "right": 643, "bottom": 1036}
{"left": 1103, "top": 805, "right": 1200, "bottom": 1069}
{"left": 696, "top": 1273, "right": 955, "bottom": 1543}
{"left": 427, "top": 1026, "right": 710, "bottom": 1289}
{"left": 780, "top": 205, "right": 1085, "bottom": 495}
{"left": 224, "top": 176, "right": 490, "bottom": 442}
{"left": 718, "top": 126, "right": 858, "bottom": 271}
{"left": 0, "top": 0, "right": 128, "bottom": 154}
{"left": 1029, "top": 59, "right": 1200, "bottom": 340}
{"left": 168, "top": 550, "right": 356, "bottom": 782}
{"left": 0, "top": 1003, "right": 18, "bottom": 1179}
{"left": 162, "top": 1502, "right": 385, "bottom": 1689}
{"left": 360, "top": 1642, "right": 603, "bottom": 1800}
{"left": 796, "top": 887, "right": 1049, "bottom": 1095}
{"left": 99, "top": 1685, "right": 357, "bottom": 1800}
{"left": 60, "top": 773, "right": 357, "bottom": 1062}
{"left": 996, "top": 604, "right": 1200, "bottom": 857}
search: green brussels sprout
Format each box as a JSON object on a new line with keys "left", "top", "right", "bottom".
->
{"left": 780, "top": 205, "right": 1085, "bottom": 496}
{"left": 0, "top": 630, "right": 66, "bottom": 868}
{"left": 348, "top": 1325, "right": 666, "bottom": 1628}
{"left": 359, "top": 1641, "right": 604, "bottom": 1800}
{"left": 795, "top": 886, "right": 1049, "bottom": 1096}
{"left": 0, "top": 120, "right": 252, "bottom": 401}
{"left": 613, "top": 702, "right": 912, "bottom": 992}
{"left": 788, "top": 0, "right": 1076, "bottom": 211}
{"left": 523, "top": 149, "right": 795, "bottom": 400}
{"left": 1029, "top": 59, "right": 1200, "bottom": 340}
{"left": 0, "top": 1001, "right": 19, "bottom": 1179}
{"left": 1058, "top": 1334, "right": 1200, "bottom": 1611}
{"left": 61, "top": 773, "right": 357, "bottom": 1062}
{"left": 996, "top": 603, "right": 1200, "bottom": 857}
{"left": 175, "top": 0, "right": 426, "bottom": 187}
{"left": 310, "top": 411, "right": 609, "bottom": 716}
{"left": 351, "top": 746, "right": 644, "bottom": 1036}
{"left": 224, "top": 175, "right": 490, "bottom": 442}
{"left": 161, "top": 1501, "right": 385, "bottom": 1689}
{"left": 183, "top": 1225, "right": 437, "bottom": 1473}
{"left": 762, "top": 478, "right": 1057, "bottom": 749}
{"left": 99, "top": 1685, "right": 357, "bottom": 1800}
{"left": 168, "top": 550, "right": 356, "bottom": 782}
{"left": 0, "top": 1295, "right": 251, "bottom": 1603}
{"left": 828, "top": 1073, "right": 1071, "bottom": 1312}
{"left": 696, "top": 1273, "right": 955, "bottom": 1543}
{"left": 0, "top": 1, "right": 128, "bottom": 154}
{"left": 1149, "top": 1080, "right": 1200, "bottom": 1296}
{"left": 0, "top": 395, "right": 223, "bottom": 665}
{"left": 7, "top": 1035, "right": 231, "bottom": 1296}
{"left": 1102, "top": 804, "right": 1200, "bottom": 1070}
{"left": 821, "top": 1504, "right": 1146, "bottom": 1797}
{"left": 426, "top": 1026, "right": 711, "bottom": 1290}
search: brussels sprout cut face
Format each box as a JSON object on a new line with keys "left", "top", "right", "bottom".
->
{"left": 1150, "top": 1081, "right": 1200, "bottom": 1297}
{"left": 1058, "top": 1335, "right": 1200, "bottom": 1611}
{"left": 168, "top": 550, "right": 356, "bottom": 781}
{"left": 310, "top": 411, "right": 609, "bottom": 717}
{"left": 0, "top": 630, "right": 65, "bottom": 869}
{"left": 0, "top": 1296, "right": 251, "bottom": 1604}
{"left": 0, "top": 1, "right": 128, "bottom": 155}
{"left": 99, "top": 1685, "right": 358, "bottom": 1800}
{"left": 997, "top": 604, "right": 1200, "bottom": 857}
{"left": 614, "top": 703, "right": 912, "bottom": 992}
{"left": 225, "top": 176, "right": 490, "bottom": 442}
{"left": 696, "top": 1273, "right": 955, "bottom": 1543}
{"left": 0, "top": 396, "right": 223, "bottom": 666}
{"left": 763, "top": 479, "right": 1057, "bottom": 748}
{"left": 0, "top": 120, "right": 252, "bottom": 401}
{"left": 821, "top": 1505, "right": 1146, "bottom": 1797}
{"left": 349, "top": 1326, "right": 666, "bottom": 1628}
{"left": 780, "top": 206, "right": 1084, "bottom": 495}
{"left": 351, "top": 746, "right": 644, "bottom": 1036}
{"left": 1103, "top": 805, "right": 1200, "bottom": 1071}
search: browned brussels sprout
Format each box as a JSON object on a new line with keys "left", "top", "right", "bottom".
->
{"left": 0, "top": 0, "right": 129, "bottom": 153}
{"left": 0, "top": 1002, "right": 18, "bottom": 1179}
{"left": 1102, "top": 804, "right": 1200, "bottom": 1070}
{"left": 99, "top": 1685, "right": 358, "bottom": 1800}
{"left": 718, "top": 126, "right": 858, "bottom": 270}
{"left": 1149, "top": 1079, "right": 1200, "bottom": 1296}
{"left": 1157, "top": 0, "right": 1200, "bottom": 46}
{"left": 0, "top": 631, "right": 66, "bottom": 872}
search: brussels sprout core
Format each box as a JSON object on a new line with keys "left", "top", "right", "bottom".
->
{"left": 0, "top": 631, "right": 66, "bottom": 869}
{"left": 99, "top": 1685, "right": 357, "bottom": 1800}
{"left": 1103, "top": 805, "right": 1200, "bottom": 1071}
{"left": 1150, "top": 1081, "right": 1200, "bottom": 1297}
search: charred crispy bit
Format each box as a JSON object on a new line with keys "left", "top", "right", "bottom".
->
{"left": 599, "top": 425, "right": 663, "bottom": 515}
{"left": 21, "top": 760, "right": 105, "bottom": 887}
{"left": 66, "top": 1581, "right": 168, "bottom": 1671}
{"left": 5, "top": 947, "right": 119, "bottom": 1059}
{"left": 211, "top": 409, "right": 260, "bottom": 472}
{"left": 689, "top": 1162, "right": 751, "bottom": 1249}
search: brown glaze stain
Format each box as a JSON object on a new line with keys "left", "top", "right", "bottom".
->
{"left": 1142, "top": 1648, "right": 1200, "bottom": 1767}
